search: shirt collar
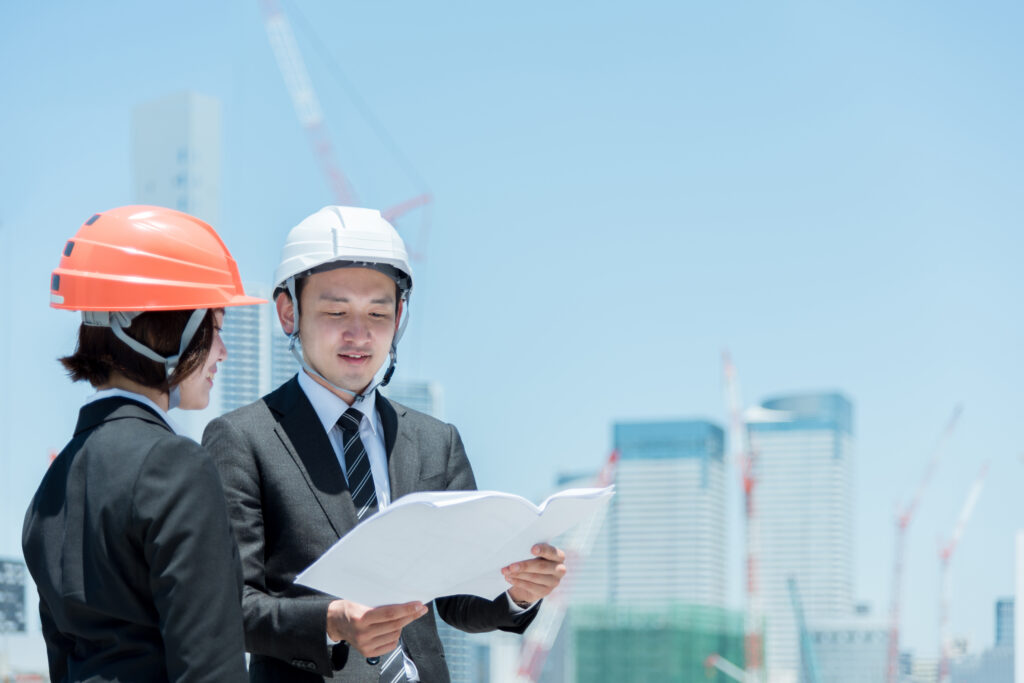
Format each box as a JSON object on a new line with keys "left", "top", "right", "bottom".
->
{"left": 297, "top": 370, "right": 380, "bottom": 436}
{"left": 85, "top": 387, "right": 182, "bottom": 435}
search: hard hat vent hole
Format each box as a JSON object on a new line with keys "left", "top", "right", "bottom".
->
{"left": 51, "top": 274, "right": 60, "bottom": 292}
{"left": 85, "top": 214, "right": 101, "bottom": 226}
{"left": 63, "top": 241, "right": 75, "bottom": 257}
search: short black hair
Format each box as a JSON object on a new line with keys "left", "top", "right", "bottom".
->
{"left": 59, "top": 309, "right": 217, "bottom": 389}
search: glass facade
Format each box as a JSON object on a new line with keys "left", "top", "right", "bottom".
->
{"left": 747, "top": 393, "right": 854, "bottom": 682}
{"left": 572, "top": 603, "right": 745, "bottom": 683}
{"left": 571, "top": 420, "right": 728, "bottom": 607}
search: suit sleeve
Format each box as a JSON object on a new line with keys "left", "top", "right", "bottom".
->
{"left": 435, "top": 423, "right": 540, "bottom": 634}
{"left": 203, "top": 415, "right": 336, "bottom": 675}
{"left": 133, "top": 438, "right": 249, "bottom": 683}
{"left": 38, "top": 594, "right": 71, "bottom": 682}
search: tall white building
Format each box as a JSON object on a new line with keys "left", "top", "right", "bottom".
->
{"left": 132, "top": 91, "right": 222, "bottom": 226}
{"left": 747, "top": 392, "right": 854, "bottom": 683}
{"left": 573, "top": 419, "right": 727, "bottom": 607}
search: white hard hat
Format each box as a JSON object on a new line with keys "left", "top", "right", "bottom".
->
{"left": 274, "top": 205, "right": 412, "bottom": 295}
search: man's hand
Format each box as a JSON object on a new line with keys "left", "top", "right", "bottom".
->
{"left": 502, "top": 543, "right": 567, "bottom": 606}
{"left": 326, "top": 599, "right": 427, "bottom": 658}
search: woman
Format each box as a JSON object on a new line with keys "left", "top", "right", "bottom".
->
{"left": 22, "top": 206, "right": 265, "bottom": 682}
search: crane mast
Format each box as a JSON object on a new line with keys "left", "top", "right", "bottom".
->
{"left": 722, "top": 351, "right": 764, "bottom": 683}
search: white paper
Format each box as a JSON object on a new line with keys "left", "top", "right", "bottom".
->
{"left": 295, "top": 485, "right": 614, "bottom": 607}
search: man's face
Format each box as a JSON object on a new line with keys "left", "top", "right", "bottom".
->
{"left": 277, "top": 267, "right": 400, "bottom": 403}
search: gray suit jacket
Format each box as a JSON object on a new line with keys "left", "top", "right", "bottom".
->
{"left": 202, "top": 376, "right": 537, "bottom": 682}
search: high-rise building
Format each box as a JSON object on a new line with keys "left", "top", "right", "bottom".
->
{"left": 996, "top": 597, "right": 1015, "bottom": 649}
{"left": 949, "top": 596, "right": 1016, "bottom": 683}
{"left": 746, "top": 392, "right": 854, "bottom": 683}
{"left": 550, "top": 420, "right": 738, "bottom": 681}
{"left": 270, "top": 321, "right": 300, "bottom": 389}
{"left": 572, "top": 603, "right": 745, "bottom": 683}
{"left": 220, "top": 286, "right": 275, "bottom": 414}
{"left": 586, "top": 419, "right": 728, "bottom": 606}
{"left": 132, "top": 91, "right": 222, "bottom": 226}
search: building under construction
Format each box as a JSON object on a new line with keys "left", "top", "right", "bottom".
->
{"left": 571, "top": 603, "right": 745, "bottom": 683}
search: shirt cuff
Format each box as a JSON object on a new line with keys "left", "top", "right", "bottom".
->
{"left": 506, "top": 591, "right": 537, "bottom": 613}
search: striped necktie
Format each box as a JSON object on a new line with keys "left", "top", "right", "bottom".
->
{"left": 338, "top": 408, "right": 377, "bottom": 520}
{"left": 337, "top": 407, "right": 408, "bottom": 682}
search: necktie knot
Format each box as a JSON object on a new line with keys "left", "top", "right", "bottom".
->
{"left": 337, "top": 407, "right": 363, "bottom": 434}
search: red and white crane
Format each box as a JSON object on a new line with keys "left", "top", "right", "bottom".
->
{"left": 885, "top": 404, "right": 963, "bottom": 683}
{"left": 259, "top": 0, "right": 432, "bottom": 245}
{"left": 722, "top": 350, "right": 764, "bottom": 683}
{"left": 937, "top": 461, "right": 989, "bottom": 683}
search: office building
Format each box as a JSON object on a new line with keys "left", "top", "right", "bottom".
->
{"left": 570, "top": 419, "right": 727, "bottom": 607}
{"left": 746, "top": 392, "right": 854, "bottom": 682}
{"left": 997, "top": 597, "right": 1015, "bottom": 649}
{"left": 810, "top": 618, "right": 888, "bottom": 683}
{"left": 132, "top": 91, "right": 222, "bottom": 226}
{"left": 949, "top": 597, "right": 1015, "bottom": 683}
{"left": 572, "top": 603, "right": 745, "bottom": 683}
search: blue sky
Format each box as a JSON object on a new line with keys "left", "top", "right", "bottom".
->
{"left": 1, "top": 0, "right": 1021, "bottom": 665}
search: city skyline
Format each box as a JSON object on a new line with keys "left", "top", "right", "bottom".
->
{"left": 1, "top": 0, "right": 1021, "bottom": 671}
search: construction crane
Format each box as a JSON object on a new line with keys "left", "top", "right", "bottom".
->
{"left": 259, "top": 0, "right": 432, "bottom": 246}
{"left": 937, "top": 461, "right": 989, "bottom": 683}
{"left": 788, "top": 577, "right": 822, "bottom": 683}
{"left": 514, "top": 450, "right": 619, "bottom": 682}
{"left": 885, "top": 404, "right": 963, "bottom": 683}
{"left": 722, "top": 350, "right": 764, "bottom": 683}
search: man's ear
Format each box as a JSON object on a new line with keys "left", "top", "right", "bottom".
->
{"left": 276, "top": 291, "right": 296, "bottom": 336}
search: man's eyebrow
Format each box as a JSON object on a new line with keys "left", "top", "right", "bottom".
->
{"left": 318, "top": 294, "right": 395, "bottom": 304}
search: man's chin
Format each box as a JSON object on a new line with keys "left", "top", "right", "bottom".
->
{"left": 312, "top": 371, "right": 373, "bottom": 399}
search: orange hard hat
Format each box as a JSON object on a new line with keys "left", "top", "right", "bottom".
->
{"left": 50, "top": 205, "right": 266, "bottom": 312}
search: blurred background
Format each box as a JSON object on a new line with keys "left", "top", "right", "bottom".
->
{"left": 0, "top": 1, "right": 1021, "bottom": 681}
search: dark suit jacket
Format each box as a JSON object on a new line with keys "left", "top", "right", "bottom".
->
{"left": 202, "top": 376, "right": 537, "bottom": 682}
{"left": 21, "top": 397, "right": 248, "bottom": 683}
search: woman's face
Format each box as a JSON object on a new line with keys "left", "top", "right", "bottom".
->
{"left": 177, "top": 310, "right": 227, "bottom": 411}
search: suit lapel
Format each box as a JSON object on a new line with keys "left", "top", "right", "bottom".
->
{"left": 377, "top": 393, "right": 421, "bottom": 500}
{"left": 267, "top": 377, "right": 359, "bottom": 537}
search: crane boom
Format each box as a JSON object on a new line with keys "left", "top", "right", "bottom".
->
{"left": 260, "top": 0, "right": 358, "bottom": 206}
{"left": 886, "top": 404, "right": 964, "bottom": 683}
{"left": 937, "top": 461, "right": 989, "bottom": 683}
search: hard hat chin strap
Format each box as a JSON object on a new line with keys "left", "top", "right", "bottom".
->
{"left": 284, "top": 276, "right": 408, "bottom": 402}
{"left": 84, "top": 308, "right": 208, "bottom": 408}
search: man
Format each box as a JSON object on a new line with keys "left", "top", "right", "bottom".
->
{"left": 203, "top": 206, "right": 566, "bottom": 682}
